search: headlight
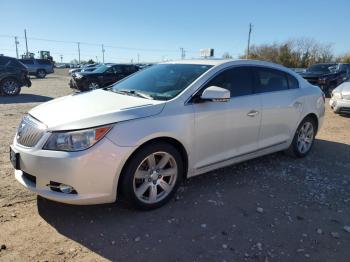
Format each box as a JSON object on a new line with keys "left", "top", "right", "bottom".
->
{"left": 43, "top": 126, "right": 112, "bottom": 151}
{"left": 332, "top": 92, "right": 342, "bottom": 99}
{"left": 75, "top": 74, "right": 83, "bottom": 79}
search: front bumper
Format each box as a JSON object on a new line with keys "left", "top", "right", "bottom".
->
{"left": 12, "top": 136, "right": 135, "bottom": 205}
{"left": 69, "top": 78, "right": 85, "bottom": 90}
{"left": 329, "top": 98, "right": 350, "bottom": 114}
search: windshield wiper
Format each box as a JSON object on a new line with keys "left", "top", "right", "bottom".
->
{"left": 112, "top": 89, "right": 153, "bottom": 100}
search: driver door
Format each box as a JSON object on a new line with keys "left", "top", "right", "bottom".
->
{"left": 192, "top": 66, "right": 262, "bottom": 171}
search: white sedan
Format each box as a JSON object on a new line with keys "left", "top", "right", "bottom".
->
{"left": 10, "top": 59, "right": 325, "bottom": 209}
{"left": 330, "top": 81, "right": 350, "bottom": 114}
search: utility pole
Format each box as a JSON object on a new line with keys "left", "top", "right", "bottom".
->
{"left": 14, "top": 36, "right": 19, "bottom": 59}
{"left": 246, "top": 23, "right": 252, "bottom": 59}
{"left": 102, "top": 44, "right": 105, "bottom": 63}
{"left": 24, "top": 29, "right": 29, "bottom": 57}
{"left": 77, "top": 42, "right": 81, "bottom": 64}
{"left": 60, "top": 55, "right": 63, "bottom": 63}
{"left": 137, "top": 53, "right": 140, "bottom": 64}
{"left": 180, "top": 48, "right": 185, "bottom": 60}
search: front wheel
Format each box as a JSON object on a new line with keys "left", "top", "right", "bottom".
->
{"left": 287, "top": 117, "right": 316, "bottom": 158}
{"left": 120, "top": 143, "right": 183, "bottom": 210}
{"left": 87, "top": 81, "right": 99, "bottom": 90}
{"left": 0, "top": 78, "right": 21, "bottom": 96}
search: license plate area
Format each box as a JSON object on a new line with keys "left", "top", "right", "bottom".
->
{"left": 10, "top": 146, "right": 20, "bottom": 170}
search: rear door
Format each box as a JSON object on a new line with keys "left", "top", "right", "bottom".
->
{"left": 19, "top": 59, "right": 35, "bottom": 73}
{"left": 192, "top": 66, "right": 262, "bottom": 170}
{"left": 253, "top": 67, "right": 303, "bottom": 148}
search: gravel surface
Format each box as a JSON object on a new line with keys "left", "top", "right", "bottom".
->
{"left": 0, "top": 70, "right": 349, "bottom": 261}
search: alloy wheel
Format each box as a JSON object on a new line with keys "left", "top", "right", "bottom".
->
{"left": 88, "top": 82, "right": 99, "bottom": 90}
{"left": 297, "top": 121, "right": 314, "bottom": 154}
{"left": 133, "top": 151, "right": 178, "bottom": 204}
{"left": 2, "top": 79, "right": 19, "bottom": 95}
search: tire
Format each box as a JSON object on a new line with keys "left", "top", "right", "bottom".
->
{"left": 0, "top": 78, "right": 21, "bottom": 96}
{"left": 36, "top": 69, "right": 46, "bottom": 78}
{"left": 87, "top": 81, "right": 99, "bottom": 90}
{"left": 286, "top": 117, "right": 316, "bottom": 158}
{"left": 119, "top": 142, "right": 184, "bottom": 210}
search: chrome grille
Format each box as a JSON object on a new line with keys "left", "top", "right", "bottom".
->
{"left": 16, "top": 115, "right": 46, "bottom": 147}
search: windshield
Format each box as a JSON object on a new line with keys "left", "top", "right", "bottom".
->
{"left": 307, "top": 64, "right": 335, "bottom": 73}
{"left": 110, "top": 64, "right": 212, "bottom": 100}
{"left": 92, "top": 64, "right": 108, "bottom": 73}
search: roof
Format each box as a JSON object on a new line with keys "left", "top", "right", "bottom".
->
{"left": 162, "top": 59, "right": 232, "bottom": 66}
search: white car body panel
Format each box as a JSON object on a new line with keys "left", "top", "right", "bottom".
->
{"left": 329, "top": 81, "right": 350, "bottom": 114}
{"left": 11, "top": 59, "right": 325, "bottom": 205}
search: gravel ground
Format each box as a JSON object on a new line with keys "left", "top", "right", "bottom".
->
{"left": 0, "top": 70, "right": 349, "bottom": 262}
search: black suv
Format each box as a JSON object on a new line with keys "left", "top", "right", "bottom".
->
{"left": 300, "top": 63, "right": 350, "bottom": 96}
{"left": 0, "top": 56, "right": 31, "bottom": 96}
{"left": 69, "top": 64, "right": 140, "bottom": 91}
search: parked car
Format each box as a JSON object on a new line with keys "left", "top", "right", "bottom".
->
{"left": 19, "top": 58, "right": 54, "bottom": 78}
{"left": 10, "top": 60, "right": 325, "bottom": 209}
{"left": 68, "top": 63, "right": 100, "bottom": 76}
{"left": 69, "top": 64, "right": 139, "bottom": 91}
{"left": 329, "top": 81, "right": 350, "bottom": 114}
{"left": 0, "top": 56, "right": 31, "bottom": 96}
{"left": 300, "top": 63, "right": 349, "bottom": 97}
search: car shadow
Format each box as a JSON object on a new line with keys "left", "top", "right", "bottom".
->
{"left": 37, "top": 139, "right": 350, "bottom": 261}
{"left": 0, "top": 94, "right": 53, "bottom": 104}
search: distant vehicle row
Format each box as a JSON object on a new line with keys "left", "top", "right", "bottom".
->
{"left": 69, "top": 64, "right": 140, "bottom": 91}
{"left": 299, "top": 63, "right": 350, "bottom": 96}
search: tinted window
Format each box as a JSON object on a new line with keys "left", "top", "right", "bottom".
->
{"left": 37, "top": 59, "right": 52, "bottom": 65}
{"left": 112, "top": 65, "right": 123, "bottom": 73}
{"left": 287, "top": 74, "right": 299, "bottom": 89}
{"left": 20, "top": 59, "right": 34, "bottom": 65}
{"left": 205, "top": 67, "right": 253, "bottom": 97}
{"left": 123, "top": 65, "right": 137, "bottom": 74}
{"left": 0, "top": 56, "right": 10, "bottom": 66}
{"left": 254, "top": 68, "right": 288, "bottom": 93}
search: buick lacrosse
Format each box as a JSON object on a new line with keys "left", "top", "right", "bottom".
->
{"left": 10, "top": 60, "right": 325, "bottom": 209}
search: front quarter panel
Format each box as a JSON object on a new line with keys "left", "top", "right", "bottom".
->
{"left": 106, "top": 100, "right": 195, "bottom": 174}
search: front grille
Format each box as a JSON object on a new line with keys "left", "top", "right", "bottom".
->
{"left": 16, "top": 115, "right": 46, "bottom": 147}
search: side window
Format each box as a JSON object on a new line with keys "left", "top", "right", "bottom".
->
{"left": 20, "top": 59, "right": 34, "bottom": 65}
{"left": 205, "top": 67, "right": 253, "bottom": 97}
{"left": 0, "top": 56, "right": 10, "bottom": 66}
{"left": 254, "top": 68, "right": 289, "bottom": 93}
{"left": 287, "top": 74, "right": 299, "bottom": 89}
{"left": 113, "top": 66, "right": 123, "bottom": 73}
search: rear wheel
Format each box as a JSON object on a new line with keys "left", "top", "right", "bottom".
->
{"left": 36, "top": 69, "right": 46, "bottom": 78}
{"left": 0, "top": 78, "right": 21, "bottom": 96}
{"left": 287, "top": 117, "right": 316, "bottom": 158}
{"left": 120, "top": 143, "right": 183, "bottom": 210}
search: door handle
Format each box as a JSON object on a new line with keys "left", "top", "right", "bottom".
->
{"left": 247, "top": 110, "right": 259, "bottom": 117}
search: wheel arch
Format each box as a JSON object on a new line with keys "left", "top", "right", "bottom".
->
{"left": 301, "top": 112, "right": 319, "bottom": 134}
{"left": 116, "top": 136, "right": 189, "bottom": 198}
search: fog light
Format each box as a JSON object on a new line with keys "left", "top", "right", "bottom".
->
{"left": 59, "top": 184, "right": 74, "bottom": 194}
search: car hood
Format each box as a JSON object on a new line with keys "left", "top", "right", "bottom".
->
{"left": 334, "top": 81, "right": 350, "bottom": 95}
{"left": 29, "top": 89, "right": 165, "bottom": 131}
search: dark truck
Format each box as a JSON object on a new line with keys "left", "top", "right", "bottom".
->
{"left": 300, "top": 63, "right": 350, "bottom": 96}
{"left": 0, "top": 56, "right": 31, "bottom": 96}
{"left": 69, "top": 64, "right": 139, "bottom": 91}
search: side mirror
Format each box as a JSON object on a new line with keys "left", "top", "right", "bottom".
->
{"left": 200, "top": 86, "right": 230, "bottom": 102}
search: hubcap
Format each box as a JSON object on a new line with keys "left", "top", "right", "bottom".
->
{"left": 297, "top": 121, "right": 314, "bottom": 154}
{"left": 133, "top": 151, "right": 178, "bottom": 204}
{"left": 38, "top": 71, "right": 45, "bottom": 77}
{"left": 2, "top": 80, "right": 19, "bottom": 95}
{"left": 89, "top": 82, "right": 99, "bottom": 90}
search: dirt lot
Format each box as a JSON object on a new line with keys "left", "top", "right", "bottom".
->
{"left": 0, "top": 69, "right": 349, "bottom": 262}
